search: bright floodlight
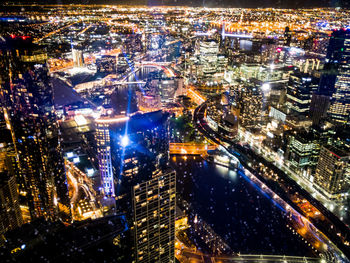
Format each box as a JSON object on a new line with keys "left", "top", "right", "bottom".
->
{"left": 262, "top": 83, "right": 271, "bottom": 92}
{"left": 121, "top": 135, "right": 129, "bottom": 147}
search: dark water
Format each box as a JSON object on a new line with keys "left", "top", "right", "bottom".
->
{"left": 171, "top": 156, "right": 316, "bottom": 257}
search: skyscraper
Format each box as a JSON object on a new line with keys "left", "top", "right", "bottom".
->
{"left": 0, "top": 174, "right": 23, "bottom": 236}
{"left": 320, "top": 29, "right": 350, "bottom": 125}
{"left": 0, "top": 37, "right": 71, "bottom": 222}
{"left": 95, "top": 117, "right": 127, "bottom": 198}
{"left": 0, "top": 139, "right": 23, "bottom": 236}
{"left": 198, "top": 40, "right": 219, "bottom": 76}
{"left": 286, "top": 71, "right": 319, "bottom": 116}
{"left": 132, "top": 170, "right": 176, "bottom": 263}
{"left": 310, "top": 93, "right": 330, "bottom": 126}
{"left": 314, "top": 145, "right": 350, "bottom": 200}
{"left": 284, "top": 26, "right": 291, "bottom": 47}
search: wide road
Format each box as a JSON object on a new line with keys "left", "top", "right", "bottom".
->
{"left": 193, "top": 101, "right": 349, "bottom": 263}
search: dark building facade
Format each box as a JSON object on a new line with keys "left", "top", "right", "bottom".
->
{"left": 0, "top": 165, "right": 23, "bottom": 237}
{"left": 310, "top": 93, "right": 330, "bottom": 126}
{"left": 286, "top": 71, "right": 319, "bottom": 116}
{"left": 319, "top": 29, "right": 350, "bottom": 125}
{"left": 0, "top": 37, "right": 71, "bottom": 222}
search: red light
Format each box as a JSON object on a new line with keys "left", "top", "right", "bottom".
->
{"left": 276, "top": 47, "right": 282, "bottom": 52}
{"left": 10, "top": 34, "right": 15, "bottom": 38}
{"left": 22, "top": 36, "right": 26, "bottom": 40}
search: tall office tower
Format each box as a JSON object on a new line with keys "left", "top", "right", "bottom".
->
{"left": 314, "top": 145, "right": 350, "bottom": 200}
{"left": 286, "top": 71, "right": 319, "bottom": 116}
{"left": 95, "top": 120, "right": 116, "bottom": 197}
{"left": 0, "top": 174, "right": 23, "bottom": 236}
{"left": 284, "top": 26, "right": 292, "bottom": 46}
{"left": 197, "top": 40, "right": 219, "bottom": 75}
{"left": 0, "top": 37, "right": 71, "bottom": 222}
{"left": 310, "top": 94, "right": 330, "bottom": 126}
{"left": 319, "top": 29, "right": 350, "bottom": 125}
{"left": 236, "top": 85, "right": 263, "bottom": 128}
{"left": 133, "top": 170, "right": 176, "bottom": 263}
{"left": 0, "top": 140, "right": 23, "bottom": 235}
{"left": 72, "top": 46, "right": 84, "bottom": 67}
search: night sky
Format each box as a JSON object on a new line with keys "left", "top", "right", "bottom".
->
{"left": 12, "top": 0, "right": 350, "bottom": 8}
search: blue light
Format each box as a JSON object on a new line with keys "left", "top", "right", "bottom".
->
{"left": 121, "top": 135, "right": 129, "bottom": 147}
{"left": 87, "top": 168, "right": 94, "bottom": 176}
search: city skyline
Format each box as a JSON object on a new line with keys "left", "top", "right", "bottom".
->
{"left": 1, "top": 4, "right": 350, "bottom": 263}
{"left": 4, "top": 0, "right": 349, "bottom": 8}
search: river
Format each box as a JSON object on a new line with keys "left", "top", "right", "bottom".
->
{"left": 171, "top": 155, "right": 317, "bottom": 257}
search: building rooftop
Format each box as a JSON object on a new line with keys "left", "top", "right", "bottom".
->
{"left": 323, "top": 145, "right": 350, "bottom": 159}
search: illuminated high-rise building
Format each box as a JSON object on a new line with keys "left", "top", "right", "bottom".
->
{"left": 133, "top": 170, "right": 176, "bottom": 263}
{"left": 236, "top": 84, "right": 263, "bottom": 128}
{"left": 197, "top": 40, "right": 219, "bottom": 76}
{"left": 0, "top": 174, "right": 23, "bottom": 236}
{"left": 95, "top": 120, "right": 117, "bottom": 197}
{"left": 320, "top": 29, "right": 350, "bottom": 125}
{"left": 0, "top": 37, "right": 71, "bottom": 222}
{"left": 286, "top": 71, "right": 319, "bottom": 116}
{"left": 0, "top": 139, "right": 23, "bottom": 235}
{"left": 314, "top": 145, "right": 350, "bottom": 200}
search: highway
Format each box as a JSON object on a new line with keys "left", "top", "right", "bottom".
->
{"left": 65, "top": 160, "right": 101, "bottom": 220}
{"left": 193, "top": 100, "right": 349, "bottom": 263}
